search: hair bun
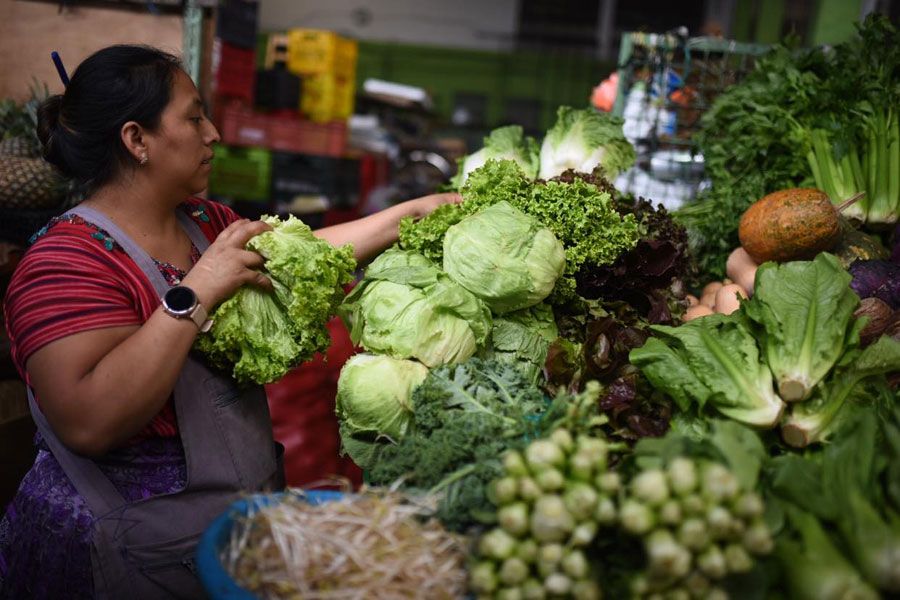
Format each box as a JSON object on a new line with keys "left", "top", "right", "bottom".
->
{"left": 36, "top": 95, "right": 71, "bottom": 174}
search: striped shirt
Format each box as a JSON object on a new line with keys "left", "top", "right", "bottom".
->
{"left": 3, "top": 197, "right": 241, "bottom": 440}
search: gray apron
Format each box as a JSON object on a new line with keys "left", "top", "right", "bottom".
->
{"left": 26, "top": 205, "right": 284, "bottom": 599}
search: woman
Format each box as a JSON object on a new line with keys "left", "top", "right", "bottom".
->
{"left": 0, "top": 45, "right": 457, "bottom": 599}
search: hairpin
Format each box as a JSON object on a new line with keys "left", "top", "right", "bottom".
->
{"left": 51, "top": 51, "right": 69, "bottom": 87}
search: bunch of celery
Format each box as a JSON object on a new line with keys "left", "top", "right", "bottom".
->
{"left": 799, "top": 16, "right": 900, "bottom": 225}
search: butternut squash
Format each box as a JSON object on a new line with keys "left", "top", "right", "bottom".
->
{"left": 738, "top": 188, "right": 842, "bottom": 264}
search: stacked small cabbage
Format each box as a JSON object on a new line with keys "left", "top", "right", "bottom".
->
{"left": 336, "top": 204, "right": 567, "bottom": 469}
{"left": 340, "top": 248, "right": 492, "bottom": 367}
{"left": 470, "top": 430, "right": 773, "bottom": 599}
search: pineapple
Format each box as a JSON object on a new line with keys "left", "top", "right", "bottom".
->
{"left": 0, "top": 82, "right": 66, "bottom": 209}
{"left": 0, "top": 136, "right": 38, "bottom": 158}
{"left": 0, "top": 157, "right": 66, "bottom": 209}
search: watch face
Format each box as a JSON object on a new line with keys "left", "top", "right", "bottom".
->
{"left": 166, "top": 286, "right": 196, "bottom": 313}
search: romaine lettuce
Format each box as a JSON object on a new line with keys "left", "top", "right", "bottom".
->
{"left": 629, "top": 313, "right": 785, "bottom": 428}
{"left": 743, "top": 253, "right": 859, "bottom": 401}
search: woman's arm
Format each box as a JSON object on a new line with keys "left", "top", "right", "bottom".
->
{"left": 313, "top": 192, "right": 461, "bottom": 262}
{"left": 25, "top": 219, "right": 271, "bottom": 457}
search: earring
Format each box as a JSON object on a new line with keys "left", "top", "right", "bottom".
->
{"left": 139, "top": 153, "right": 148, "bottom": 165}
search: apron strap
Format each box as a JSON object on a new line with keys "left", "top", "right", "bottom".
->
{"left": 29, "top": 203, "right": 217, "bottom": 515}
{"left": 26, "top": 387, "right": 128, "bottom": 516}
{"left": 175, "top": 209, "right": 211, "bottom": 253}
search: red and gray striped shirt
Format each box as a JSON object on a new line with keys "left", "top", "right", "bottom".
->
{"left": 3, "top": 197, "right": 241, "bottom": 440}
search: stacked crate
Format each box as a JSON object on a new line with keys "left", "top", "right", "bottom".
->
{"left": 209, "top": 0, "right": 270, "bottom": 207}
{"left": 211, "top": 0, "right": 259, "bottom": 106}
{"left": 286, "top": 29, "right": 358, "bottom": 123}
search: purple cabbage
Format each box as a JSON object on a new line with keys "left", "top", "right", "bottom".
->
{"left": 849, "top": 259, "right": 900, "bottom": 309}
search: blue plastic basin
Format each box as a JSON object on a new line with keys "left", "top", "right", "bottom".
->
{"left": 196, "top": 490, "right": 345, "bottom": 599}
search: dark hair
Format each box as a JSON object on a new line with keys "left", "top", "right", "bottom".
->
{"left": 37, "top": 45, "right": 182, "bottom": 193}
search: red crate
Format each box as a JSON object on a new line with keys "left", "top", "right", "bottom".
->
{"left": 267, "top": 113, "right": 347, "bottom": 157}
{"left": 218, "top": 105, "right": 270, "bottom": 147}
{"left": 217, "top": 104, "right": 348, "bottom": 158}
{"left": 213, "top": 40, "right": 256, "bottom": 104}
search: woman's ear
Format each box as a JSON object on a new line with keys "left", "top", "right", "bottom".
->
{"left": 120, "top": 121, "right": 148, "bottom": 164}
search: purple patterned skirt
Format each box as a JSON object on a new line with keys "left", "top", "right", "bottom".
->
{"left": 0, "top": 435, "right": 187, "bottom": 599}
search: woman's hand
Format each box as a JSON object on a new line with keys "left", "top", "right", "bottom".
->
{"left": 181, "top": 219, "right": 272, "bottom": 309}
{"left": 407, "top": 192, "right": 463, "bottom": 220}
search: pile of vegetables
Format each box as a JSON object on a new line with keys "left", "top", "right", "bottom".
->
{"left": 632, "top": 253, "right": 900, "bottom": 445}
{"left": 310, "top": 37, "right": 900, "bottom": 596}
{"left": 360, "top": 359, "right": 565, "bottom": 530}
{"left": 400, "top": 159, "right": 641, "bottom": 304}
{"left": 680, "top": 15, "right": 900, "bottom": 283}
{"left": 195, "top": 214, "right": 356, "bottom": 384}
{"left": 766, "top": 407, "right": 900, "bottom": 598}
{"left": 471, "top": 421, "right": 775, "bottom": 599}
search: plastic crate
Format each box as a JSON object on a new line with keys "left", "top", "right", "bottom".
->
{"left": 300, "top": 72, "right": 356, "bottom": 123}
{"left": 208, "top": 145, "right": 272, "bottom": 201}
{"left": 270, "top": 152, "right": 338, "bottom": 205}
{"left": 286, "top": 29, "right": 357, "bottom": 77}
{"left": 267, "top": 113, "right": 347, "bottom": 157}
{"left": 218, "top": 104, "right": 270, "bottom": 147}
{"left": 213, "top": 40, "right": 257, "bottom": 104}
{"left": 255, "top": 67, "right": 302, "bottom": 111}
{"left": 262, "top": 33, "right": 290, "bottom": 69}
{"left": 218, "top": 105, "right": 347, "bottom": 157}
{"left": 612, "top": 32, "right": 769, "bottom": 209}
{"left": 214, "top": 0, "right": 258, "bottom": 49}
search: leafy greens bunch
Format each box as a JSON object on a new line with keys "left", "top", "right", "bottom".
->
{"left": 195, "top": 214, "right": 356, "bottom": 384}
{"left": 630, "top": 253, "right": 900, "bottom": 445}
{"left": 365, "top": 358, "right": 562, "bottom": 531}
{"left": 766, "top": 406, "right": 900, "bottom": 597}
{"left": 680, "top": 15, "right": 900, "bottom": 282}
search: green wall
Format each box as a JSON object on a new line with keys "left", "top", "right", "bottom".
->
{"left": 732, "top": 0, "right": 864, "bottom": 46}
{"left": 809, "top": 0, "right": 862, "bottom": 45}
{"left": 355, "top": 41, "right": 615, "bottom": 131}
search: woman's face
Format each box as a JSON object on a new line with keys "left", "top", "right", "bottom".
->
{"left": 146, "top": 69, "right": 220, "bottom": 197}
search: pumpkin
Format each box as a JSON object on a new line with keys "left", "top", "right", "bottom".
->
{"left": 738, "top": 188, "right": 842, "bottom": 264}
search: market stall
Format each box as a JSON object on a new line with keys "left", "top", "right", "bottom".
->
{"left": 1, "top": 3, "right": 898, "bottom": 599}
{"left": 179, "top": 15, "right": 900, "bottom": 599}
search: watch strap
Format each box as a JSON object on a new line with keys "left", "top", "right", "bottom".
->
{"left": 189, "top": 303, "right": 213, "bottom": 332}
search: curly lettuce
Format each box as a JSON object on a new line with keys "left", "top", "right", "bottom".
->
{"left": 195, "top": 214, "right": 356, "bottom": 385}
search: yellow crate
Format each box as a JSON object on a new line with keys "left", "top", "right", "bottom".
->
{"left": 334, "top": 73, "right": 356, "bottom": 119}
{"left": 335, "top": 37, "right": 358, "bottom": 78}
{"left": 301, "top": 72, "right": 355, "bottom": 122}
{"left": 287, "top": 29, "right": 358, "bottom": 77}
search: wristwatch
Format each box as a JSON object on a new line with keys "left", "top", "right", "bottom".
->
{"left": 162, "top": 285, "right": 212, "bottom": 332}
